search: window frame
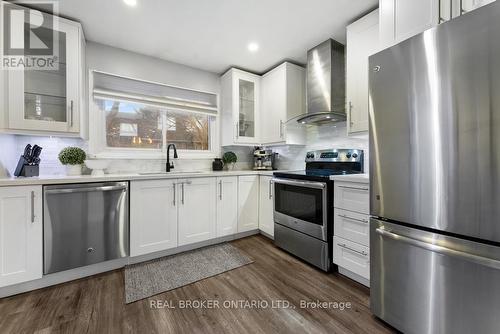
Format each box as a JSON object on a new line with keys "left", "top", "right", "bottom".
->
{"left": 88, "top": 70, "right": 220, "bottom": 160}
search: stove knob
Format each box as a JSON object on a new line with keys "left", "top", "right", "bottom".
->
{"left": 352, "top": 153, "right": 358, "bottom": 159}
{"left": 346, "top": 153, "right": 352, "bottom": 159}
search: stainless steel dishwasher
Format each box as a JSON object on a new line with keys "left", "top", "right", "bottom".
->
{"left": 43, "top": 182, "right": 129, "bottom": 274}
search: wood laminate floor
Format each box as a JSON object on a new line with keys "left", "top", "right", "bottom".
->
{"left": 0, "top": 235, "right": 396, "bottom": 334}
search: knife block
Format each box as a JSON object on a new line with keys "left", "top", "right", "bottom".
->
{"left": 14, "top": 156, "right": 40, "bottom": 177}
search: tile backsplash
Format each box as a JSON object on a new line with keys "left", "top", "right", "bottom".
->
{"left": 0, "top": 122, "right": 368, "bottom": 177}
{"left": 267, "top": 122, "right": 369, "bottom": 172}
{"left": 224, "top": 122, "right": 369, "bottom": 172}
{"left": 0, "top": 135, "right": 86, "bottom": 177}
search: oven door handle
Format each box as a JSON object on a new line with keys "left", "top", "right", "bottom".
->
{"left": 271, "top": 178, "right": 326, "bottom": 189}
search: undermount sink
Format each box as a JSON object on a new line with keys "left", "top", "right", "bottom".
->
{"left": 138, "top": 171, "right": 204, "bottom": 175}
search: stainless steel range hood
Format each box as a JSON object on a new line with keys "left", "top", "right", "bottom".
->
{"left": 296, "top": 39, "right": 346, "bottom": 125}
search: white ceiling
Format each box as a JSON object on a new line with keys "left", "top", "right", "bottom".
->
{"left": 51, "top": 0, "right": 377, "bottom": 74}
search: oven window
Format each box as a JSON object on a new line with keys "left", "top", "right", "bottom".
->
{"left": 274, "top": 183, "right": 323, "bottom": 225}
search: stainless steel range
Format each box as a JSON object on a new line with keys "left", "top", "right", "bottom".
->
{"left": 272, "top": 149, "right": 363, "bottom": 271}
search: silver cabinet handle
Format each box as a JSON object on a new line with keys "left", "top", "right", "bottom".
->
{"left": 70, "top": 100, "right": 74, "bottom": 127}
{"left": 235, "top": 122, "right": 239, "bottom": 139}
{"left": 279, "top": 120, "right": 284, "bottom": 138}
{"left": 219, "top": 180, "right": 223, "bottom": 200}
{"left": 268, "top": 179, "right": 273, "bottom": 199}
{"left": 30, "top": 191, "right": 35, "bottom": 223}
{"left": 173, "top": 183, "right": 176, "bottom": 206}
{"left": 348, "top": 101, "right": 353, "bottom": 126}
{"left": 460, "top": 0, "right": 467, "bottom": 14}
{"left": 338, "top": 243, "right": 368, "bottom": 256}
{"left": 438, "top": 0, "right": 444, "bottom": 22}
{"left": 181, "top": 183, "right": 185, "bottom": 205}
{"left": 375, "top": 227, "right": 500, "bottom": 270}
{"left": 45, "top": 185, "right": 127, "bottom": 194}
{"left": 338, "top": 185, "right": 369, "bottom": 191}
{"left": 338, "top": 214, "right": 368, "bottom": 224}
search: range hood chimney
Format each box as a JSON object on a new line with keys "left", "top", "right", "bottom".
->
{"left": 296, "top": 39, "right": 346, "bottom": 125}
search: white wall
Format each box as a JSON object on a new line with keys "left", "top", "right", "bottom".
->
{"left": 0, "top": 43, "right": 222, "bottom": 176}
{"left": 86, "top": 42, "right": 220, "bottom": 94}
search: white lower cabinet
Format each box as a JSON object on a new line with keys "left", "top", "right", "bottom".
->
{"left": 258, "top": 175, "right": 274, "bottom": 237}
{"left": 130, "top": 175, "right": 265, "bottom": 257}
{"left": 334, "top": 208, "right": 369, "bottom": 246}
{"left": 333, "top": 177, "right": 370, "bottom": 285}
{"left": 0, "top": 186, "right": 42, "bottom": 288}
{"left": 238, "top": 175, "right": 260, "bottom": 232}
{"left": 130, "top": 180, "right": 178, "bottom": 256}
{"left": 334, "top": 181, "right": 369, "bottom": 214}
{"left": 333, "top": 236, "right": 370, "bottom": 280}
{"left": 216, "top": 176, "right": 238, "bottom": 237}
{"left": 178, "top": 178, "right": 217, "bottom": 246}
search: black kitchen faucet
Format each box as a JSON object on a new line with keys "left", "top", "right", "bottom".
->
{"left": 166, "top": 144, "right": 178, "bottom": 172}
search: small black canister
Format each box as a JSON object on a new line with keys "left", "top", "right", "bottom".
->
{"left": 212, "top": 158, "right": 224, "bottom": 171}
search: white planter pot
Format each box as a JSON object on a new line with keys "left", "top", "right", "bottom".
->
{"left": 66, "top": 164, "right": 82, "bottom": 176}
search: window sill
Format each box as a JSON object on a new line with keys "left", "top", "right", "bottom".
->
{"left": 89, "top": 148, "right": 219, "bottom": 160}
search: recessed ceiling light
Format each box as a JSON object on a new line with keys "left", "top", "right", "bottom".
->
{"left": 247, "top": 42, "right": 259, "bottom": 53}
{"left": 123, "top": 0, "right": 137, "bottom": 7}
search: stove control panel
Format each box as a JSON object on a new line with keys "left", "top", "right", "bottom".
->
{"left": 305, "top": 149, "right": 363, "bottom": 162}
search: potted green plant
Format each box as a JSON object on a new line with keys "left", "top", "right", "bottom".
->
{"left": 58, "top": 147, "right": 86, "bottom": 176}
{"left": 222, "top": 151, "right": 237, "bottom": 170}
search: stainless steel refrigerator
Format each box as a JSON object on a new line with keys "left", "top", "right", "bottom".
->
{"left": 369, "top": 2, "right": 500, "bottom": 334}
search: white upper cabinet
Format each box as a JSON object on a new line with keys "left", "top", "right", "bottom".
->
{"left": 379, "top": 0, "right": 439, "bottom": 48}
{"left": 178, "top": 178, "right": 217, "bottom": 246}
{"left": 0, "top": 186, "right": 42, "bottom": 288}
{"left": 221, "top": 69, "right": 261, "bottom": 146}
{"left": 261, "top": 62, "right": 306, "bottom": 145}
{"left": 258, "top": 175, "right": 274, "bottom": 237}
{"left": 2, "top": 5, "right": 85, "bottom": 137}
{"left": 346, "top": 10, "right": 380, "bottom": 134}
{"left": 461, "top": 0, "right": 496, "bottom": 12}
{"left": 216, "top": 176, "right": 238, "bottom": 237}
{"left": 379, "top": 0, "right": 496, "bottom": 50}
{"left": 238, "top": 175, "right": 260, "bottom": 233}
{"left": 130, "top": 180, "right": 178, "bottom": 256}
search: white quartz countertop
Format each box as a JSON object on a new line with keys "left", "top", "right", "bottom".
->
{"left": 0, "top": 170, "right": 279, "bottom": 187}
{"left": 330, "top": 173, "right": 369, "bottom": 183}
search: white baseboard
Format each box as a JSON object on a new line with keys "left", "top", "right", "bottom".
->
{"left": 259, "top": 230, "right": 274, "bottom": 240}
{"left": 338, "top": 267, "right": 370, "bottom": 287}
{"left": 0, "top": 230, "right": 259, "bottom": 299}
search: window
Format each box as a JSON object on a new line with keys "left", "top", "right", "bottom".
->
{"left": 101, "top": 100, "right": 163, "bottom": 149}
{"left": 90, "top": 71, "right": 218, "bottom": 158}
{"left": 166, "top": 111, "right": 210, "bottom": 150}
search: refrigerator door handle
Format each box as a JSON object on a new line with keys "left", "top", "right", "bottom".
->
{"left": 375, "top": 227, "right": 500, "bottom": 270}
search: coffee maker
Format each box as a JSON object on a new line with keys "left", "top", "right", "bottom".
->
{"left": 253, "top": 147, "right": 277, "bottom": 170}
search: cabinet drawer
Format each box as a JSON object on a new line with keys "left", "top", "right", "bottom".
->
{"left": 334, "top": 181, "right": 369, "bottom": 214}
{"left": 333, "top": 236, "right": 370, "bottom": 280}
{"left": 334, "top": 209, "right": 369, "bottom": 246}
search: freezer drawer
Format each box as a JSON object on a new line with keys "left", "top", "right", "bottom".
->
{"left": 44, "top": 182, "right": 129, "bottom": 274}
{"left": 371, "top": 219, "right": 500, "bottom": 334}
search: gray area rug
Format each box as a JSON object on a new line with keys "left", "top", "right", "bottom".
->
{"left": 124, "top": 243, "right": 253, "bottom": 303}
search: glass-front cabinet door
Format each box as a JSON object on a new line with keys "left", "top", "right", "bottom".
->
{"left": 233, "top": 71, "right": 259, "bottom": 143}
{"left": 7, "top": 11, "right": 81, "bottom": 134}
